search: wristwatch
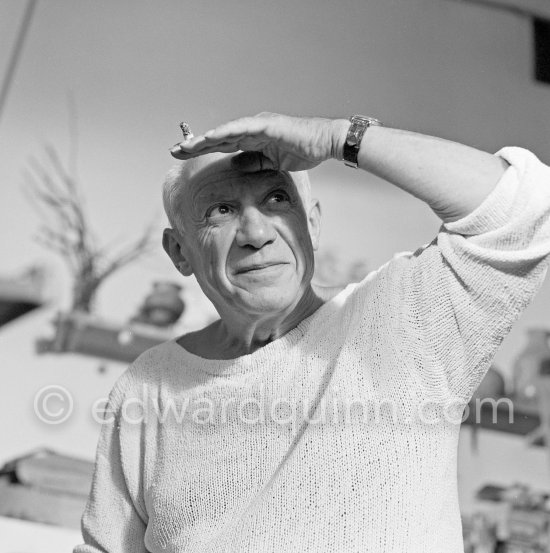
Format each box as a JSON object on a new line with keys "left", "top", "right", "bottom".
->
{"left": 343, "top": 115, "right": 383, "bottom": 169}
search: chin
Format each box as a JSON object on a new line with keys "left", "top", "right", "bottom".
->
{"left": 235, "top": 285, "right": 300, "bottom": 316}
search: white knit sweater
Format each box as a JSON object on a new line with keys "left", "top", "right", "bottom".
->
{"left": 75, "top": 148, "right": 550, "bottom": 553}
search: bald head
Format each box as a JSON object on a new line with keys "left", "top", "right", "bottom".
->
{"left": 162, "top": 152, "right": 312, "bottom": 233}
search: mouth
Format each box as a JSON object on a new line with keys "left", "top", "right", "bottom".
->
{"left": 234, "top": 262, "right": 289, "bottom": 275}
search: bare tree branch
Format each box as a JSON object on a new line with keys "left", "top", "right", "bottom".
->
{"left": 99, "top": 221, "right": 157, "bottom": 279}
{"left": 23, "top": 142, "right": 156, "bottom": 312}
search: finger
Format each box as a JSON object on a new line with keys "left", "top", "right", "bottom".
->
{"left": 169, "top": 133, "right": 231, "bottom": 157}
{"left": 170, "top": 142, "right": 241, "bottom": 160}
{"left": 231, "top": 151, "right": 277, "bottom": 172}
{"left": 171, "top": 134, "right": 246, "bottom": 156}
{"left": 169, "top": 135, "right": 209, "bottom": 153}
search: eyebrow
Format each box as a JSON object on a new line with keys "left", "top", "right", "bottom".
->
{"left": 191, "top": 173, "right": 294, "bottom": 208}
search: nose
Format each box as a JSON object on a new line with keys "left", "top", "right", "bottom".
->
{"left": 235, "top": 206, "right": 277, "bottom": 249}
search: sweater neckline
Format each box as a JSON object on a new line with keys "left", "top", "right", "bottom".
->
{"left": 168, "top": 282, "right": 356, "bottom": 376}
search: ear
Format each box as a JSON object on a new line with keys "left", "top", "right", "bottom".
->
{"left": 162, "top": 228, "right": 194, "bottom": 276}
{"left": 307, "top": 199, "right": 321, "bottom": 251}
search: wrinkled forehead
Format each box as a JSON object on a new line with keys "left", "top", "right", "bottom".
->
{"left": 179, "top": 152, "right": 311, "bottom": 203}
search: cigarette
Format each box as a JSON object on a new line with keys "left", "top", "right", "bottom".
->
{"left": 179, "top": 122, "right": 194, "bottom": 141}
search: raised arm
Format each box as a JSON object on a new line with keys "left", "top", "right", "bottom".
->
{"left": 171, "top": 112, "right": 550, "bottom": 401}
{"left": 170, "top": 112, "right": 508, "bottom": 223}
{"left": 335, "top": 123, "right": 509, "bottom": 222}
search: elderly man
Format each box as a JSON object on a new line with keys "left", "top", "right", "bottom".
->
{"left": 75, "top": 113, "right": 550, "bottom": 553}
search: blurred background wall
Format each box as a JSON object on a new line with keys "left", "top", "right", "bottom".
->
{"left": 1, "top": 0, "right": 549, "bottom": 533}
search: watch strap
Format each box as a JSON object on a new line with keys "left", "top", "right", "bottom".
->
{"left": 343, "top": 115, "right": 382, "bottom": 168}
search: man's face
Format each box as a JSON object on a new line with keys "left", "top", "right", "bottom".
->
{"left": 171, "top": 158, "right": 319, "bottom": 319}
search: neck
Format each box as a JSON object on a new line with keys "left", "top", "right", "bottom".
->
{"left": 213, "top": 285, "right": 323, "bottom": 358}
{"left": 179, "top": 283, "right": 346, "bottom": 360}
{"left": 180, "top": 284, "right": 335, "bottom": 360}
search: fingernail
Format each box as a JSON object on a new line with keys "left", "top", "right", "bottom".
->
{"left": 169, "top": 144, "right": 183, "bottom": 156}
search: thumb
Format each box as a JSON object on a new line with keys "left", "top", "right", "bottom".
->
{"left": 231, "top": 151, "right": 277, "bottom": 172}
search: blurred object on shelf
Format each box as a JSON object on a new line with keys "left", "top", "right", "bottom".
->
{"left": 36, "top": 279, "right": 186, "bottom": 363}
{"left": 512, "top": 328, "right": 550, "bottom": 406}
{"left": 36, "top": 309, "right": 174, "bottom": 364}
{"left": 475, "top": 482, "right": 547, "bottom": 509}
{"left": 477, "top": 484, "right": 509, "bottom": 503}
{"left": 505, "top": 507, "right": 550, "bottom": 552}
{"left": 0, "top": 266, "right": 47, "bottom": 328}
{"left": 462, "top": 512, "right": 499, "bottom": 553}
{"left": 130, "top": 281, "right": 185, "bottom": 327}
{"left": 0, "top": 448, "right": 93, "bottom": 529}
{"left": 503, "top": 483, "right": 547, "bottom": 511}
{"left": 524, "top": 359, "right": 550, "bottom": 471}
{"left": 471, "top": 482, "right": 550, "bottom": 552}
{"left": 24, "top": 144, "right": 157, "bottom": 313}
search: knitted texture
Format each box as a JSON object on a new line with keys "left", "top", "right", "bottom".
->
{"left": 75, "top": 147, "right": 550, "bottom": 553}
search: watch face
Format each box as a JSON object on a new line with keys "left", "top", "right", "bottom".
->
{"left": 344, "top": 115, "right": 382, "bottom": 169}
{"left": 353, "top": 115, "right": 382, "bottom": 126}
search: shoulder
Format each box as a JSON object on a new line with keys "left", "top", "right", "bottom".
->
{"left": 311, "top": 283, "right": 347, "bottom": 302}
{"left": 107, "top": 339, "right": 179, "bottom": 404}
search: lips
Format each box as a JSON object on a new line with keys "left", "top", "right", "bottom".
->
{"left": 234, "top": 262, "right": 288, "bottom": 274}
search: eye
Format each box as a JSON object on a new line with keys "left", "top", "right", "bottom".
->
{"left": 266, "top": 190, "right": 291, "bottom": 204}
{"left": 206, "top": 203, "right": 234, "bottom": 218}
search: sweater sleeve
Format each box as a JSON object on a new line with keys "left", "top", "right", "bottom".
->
{"left": 73, "top": 375, "right": 149, "bottom": 553}
{"left": 388, "top": 147, "right": 550, "bottom": 402}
